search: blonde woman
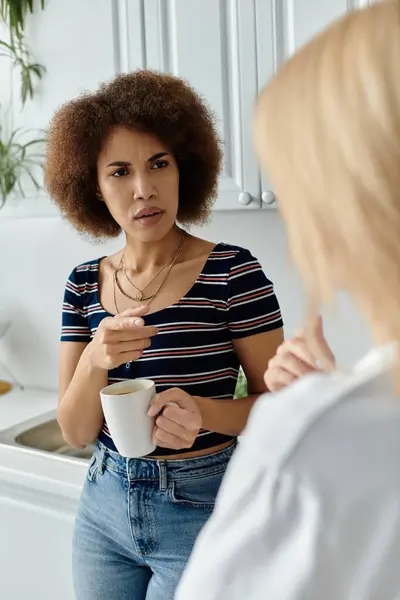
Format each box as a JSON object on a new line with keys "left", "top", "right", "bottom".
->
{"left": 176, "top": 1, "right": 400, "bottom": 599}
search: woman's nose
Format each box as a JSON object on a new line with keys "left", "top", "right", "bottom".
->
{"left": 133, "top": 173, "right": 156, "bottom": 201}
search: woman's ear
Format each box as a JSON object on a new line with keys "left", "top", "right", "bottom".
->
{"left": 96, "top": 186, "right": 104, "bottom": 202}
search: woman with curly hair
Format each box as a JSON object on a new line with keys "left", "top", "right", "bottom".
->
{"left": 45, "top": 70, "right": 284, "bottom": 600}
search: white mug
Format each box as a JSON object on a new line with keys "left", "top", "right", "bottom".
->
{"left": 100, "top": 379, "right": 156, "bottom": 458}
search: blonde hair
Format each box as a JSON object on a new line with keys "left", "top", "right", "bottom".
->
{"left": 255, "top": 0, "right": 400, "bottom": 353}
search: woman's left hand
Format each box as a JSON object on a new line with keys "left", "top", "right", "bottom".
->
{"left": 148, "top": 388, "right": 202, "bottom": 450}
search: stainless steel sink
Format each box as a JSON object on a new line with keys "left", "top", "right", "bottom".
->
{"left": 15, "top": 419, "right": 95, "bottom": 460}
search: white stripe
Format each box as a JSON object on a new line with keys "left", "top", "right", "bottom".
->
{"left": 145, "top": 341, "right": 230, "bottom": 353}
{"left": 138, "top": 349, "right": 233, "bottom": 362}
{"left": 230, "top": 310, "right": 281, "bottom": 326}
{"left": 178, "top": 296, "right": 225, "bottom": 304}
{"left": 228, "top": 292, "right": 276, "bottom": 310}
{"left": 76, "top": 264, "right": 99, "bottom": 272}
{"left": 63, "top": 301, "right": 81, "bottom": 308}
{"left": 161, "top": 320, "right": 226, "bottom": 327}
{"left": 171, "top": 302, "right": 226, "bottom": 312}
{"left": 153, "top": 375, "right": 238, "bottom": 387}
{"left": 229, "top": 266, "right": 262, "bottom": 281}
{"left": 100, "top": 428, "right": 113, "bottom": 438}
{"left": 194, "top": 280, "right": 228, "bottom": 286}
{"left": 66, "top": 281, "right": 79, "bottom": 291}
{"left": 231, "top": 259, "right": 258, "bottom": 270}
{"left": 230, "top": 317, "right": 282, "bottom": 333}
{"left": 228, "top": 285, "right": 271, "bottom": 302}
{"left": 62, "top": 326, "right": 89, "bottom": 330}
{"left": 208, "top": 255, "right": 237, "bottom": 260}
{"left": 157, "top": 326, "right": 227, "bottom": 335}
{"left": 107, "top": 375, "right": 238, "bottom": 387}
{"left": 150, "top": 366, "right": 239, "bottom": 379}
{"left": 84, "top": 302, "right": 103, "bottom": 310}
{"left": 61, "top": 332, "right": 90, "bottom": 338}
{"left": 82, "top": 308, "right": 107, "bottom": 317}
{"left": 76, "top": 286, "right": 98, "bottom": 293}
{"left": 66, "top": 284, "right": 80, "bottom": 297}
{"left": 63, "top": 307, "right": 83, "bottom": 316}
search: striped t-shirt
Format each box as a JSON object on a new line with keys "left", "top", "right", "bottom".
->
{"left": 61, "top": 243, "right": 283, "bottom": 456}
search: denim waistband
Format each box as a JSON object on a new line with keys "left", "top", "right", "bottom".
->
{"left": 93, "top": 439, "right": 237, "bottom": 487}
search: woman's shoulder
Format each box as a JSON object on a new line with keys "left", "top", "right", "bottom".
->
{"left": 67, "top": 257, "right": 104, "bottom": 285}
{"left": 208, "top": 242, "right": 260, "bottom": 270}
{"left": 213, "top": 242, "right": 253, "bottom": 258}
{"left": 242, "top": 363, "right": 400, "bottom": 473}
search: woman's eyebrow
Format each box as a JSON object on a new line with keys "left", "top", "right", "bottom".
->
{"left": 106, "top": 153, "right": 169, "bottom": 168}
{"left": 106, "top": 160, "right": 131, "bottom": 168}
{"left": 148, "top": 152, "right": 170, "bottom": 162}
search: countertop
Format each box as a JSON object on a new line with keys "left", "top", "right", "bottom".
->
{"left": 0, "top": 385, "right": 57, "bottom": 431}
{"left": 0, "top": 386, "right": 87, "bottom": 506}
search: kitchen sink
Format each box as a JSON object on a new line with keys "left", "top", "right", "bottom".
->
{"left": 15, "top": 418, "right": 95, "bottom": 460}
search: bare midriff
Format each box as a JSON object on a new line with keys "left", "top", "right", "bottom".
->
{"left": 150, "top": 439, "right": 234, "bottom": 461}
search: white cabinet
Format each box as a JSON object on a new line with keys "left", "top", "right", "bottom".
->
{"left": 0, "top": 481, "right": 77, "bottom": 600}
{"left": 255, "top": 0, "right": 370, "bottom": 209}
{"left": 138, "top": 0, "right": 266, "bottom": 210}
{"left": 0, "top": 0, "right": 374, "bottom": 218}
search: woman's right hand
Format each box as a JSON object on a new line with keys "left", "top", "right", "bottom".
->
{"left": 88, "top": 306, "right": 158, "bottom": 370}
{"left": 264, "top": 316, "right": 335, "bottom": 392}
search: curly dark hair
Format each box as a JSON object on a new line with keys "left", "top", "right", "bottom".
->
{"left": 45, "top": 70, "right": 223, "bottom": 238}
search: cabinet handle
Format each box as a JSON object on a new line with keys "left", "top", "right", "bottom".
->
{"left": 238, "top": 192, "right": 252, "bottom": 206}
{"left": 262, "top": 190, "right": 276, "bottom": 206}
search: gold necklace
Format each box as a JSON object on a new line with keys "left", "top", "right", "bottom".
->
{"left": 114, "top": 232, "right": 185, "bottom": 303}
{"left": 120, "top": 257, "right": 168, "bottom": 302}
{"left": 115, "top": 270, "right": 155, "bottom": 302}
{"left": 113, "top": 232, "right": 186, "bottom": 314}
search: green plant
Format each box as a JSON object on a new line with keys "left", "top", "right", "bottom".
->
{"left": 0, "top": 0, "right": 45, "bottom": 37}
{"left": 0, "top": 36, "right": 45, "bottom": 104}
{"left": 0, "top": 0, "right": 46, "bottom": 207}
{"left": 234, "top": 368, "right": 248, "bottom": 399}
{"left": 0, "top": 127, "right": 43, "bottom": 207}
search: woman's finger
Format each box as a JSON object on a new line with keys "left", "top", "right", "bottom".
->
{"left": 155, "top": 414, "right": 193, "bottom": 442}
{"left": 116, "top": 339, "right": 152, "bottom": 354}
{"left": 306, "top": 315, "right": 335, "bottom": 371}
{"left": 106, "top": 325, "right": 159, "bottom": 341}
{"left": 265, "top": 368, "right": 296, "bottom": 392}
{"left": 116, "top": 350, "right": 145, "bottom": 364}
{"left": 277, "top": 338, "right": 318, "bottom": 368}
{"left": 272, "top": 352, "right": 316, "bottom": 378}
{"left": 153, "top": 427, "right": 188, "bottom": 449}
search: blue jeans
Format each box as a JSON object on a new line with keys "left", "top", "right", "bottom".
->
{"left": 72, "top": 440, "right": 236, "bottom": 600}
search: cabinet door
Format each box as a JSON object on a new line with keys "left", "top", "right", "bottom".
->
{"left": 0, "top": 484, "right": 77, "bottom": 600}
{"left": 141, "top": 0, "right": 265, "bottom": 211}
{"left": 257, "top": 0, "right": 362, "bottom": 210}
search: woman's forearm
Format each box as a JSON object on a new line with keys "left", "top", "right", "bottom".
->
{"left": 195, "top": 394, "right": 261, "bottom": 437}
{"left": 57, "top": 344, "right": 108, "bottom": 448}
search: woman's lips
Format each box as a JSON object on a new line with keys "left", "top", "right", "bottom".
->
{"left": 134, "top": 211, "right": 164, "bottom": 226}
{"left": 134, "top": 207, "right": 163, "bottom": 219}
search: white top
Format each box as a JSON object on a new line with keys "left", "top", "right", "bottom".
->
{"left": 176, "top": 345, "right": 400, "bottom": 600}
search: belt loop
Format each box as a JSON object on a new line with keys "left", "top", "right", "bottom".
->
{"left": 97, "top": 445, "right": 106, "bottom": 475}
{"left": 157, "top": 460, "right": 168, "bottom": 491}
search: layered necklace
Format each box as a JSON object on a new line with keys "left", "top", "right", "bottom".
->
{"left": 113, "top": 231, "right": 186, "bottom": 313}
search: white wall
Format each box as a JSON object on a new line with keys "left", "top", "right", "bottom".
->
{"left": 0, "top": 210, "right": 371, "bottom": 390}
